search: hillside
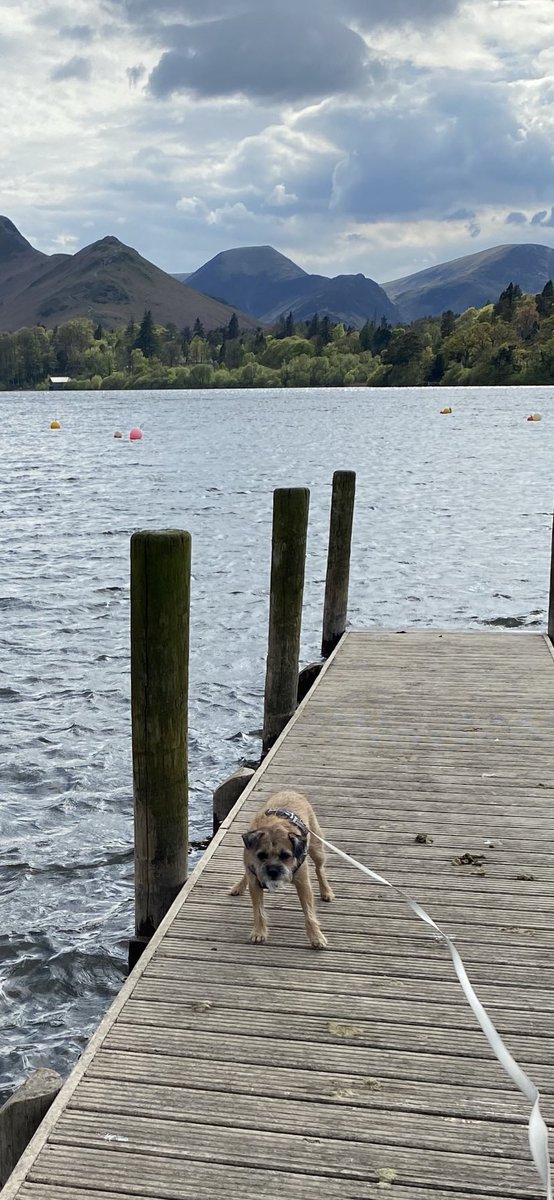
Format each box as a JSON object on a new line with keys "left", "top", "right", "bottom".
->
{"left": 0, "top": 216, "right": 69, "bottom": 307}
{"left": 184, "top": 245, "right": 399, "bottom": 328}
{"left": 259, "top": 272, "right": 400, "bottom": 326}
{"left": 0, "top": 222, "right": 257, "bottom": 333}
{"left": 384, "top": 243, "right": 554, "bottom": 321}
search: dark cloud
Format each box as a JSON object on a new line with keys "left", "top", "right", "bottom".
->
{"left": 445, "top": 207, "right": 476, "bottom": 221}
{"left": 323, "top": 79, "right": 554, "bottom": 221}
{"left": 344, "top": 0, "right": 461, "bottom": 28}
{"left": 61, "top": 24, "right": 94, "bottom": 42}
{"left": 506, "top": 211, "right": 527, "bottom": 225}
{"left": 123, "top": 0, "right": 461, "bottom": 30}
{"left": 51, "top": 55, "right": 91, "bottom": 81}
{"left": 149, "top": 9, "right": 370, "bottom": 102}
{"left": 531, "top": 206, "right": 554, "bottom": 227}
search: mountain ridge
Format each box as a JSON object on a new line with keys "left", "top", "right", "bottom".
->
{"left": 0, "top": 221, "right": 257, "bottom": 333}
{"left": 384, "top": 243, "right": 554, "bottom": 320}
{"left": 184, "top": 245, "right": 399, "bottom": 328}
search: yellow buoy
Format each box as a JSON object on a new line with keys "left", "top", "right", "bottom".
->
{"left": 440, "top": 407, "right": 452, "bottom": 415}
{"left": 50, "top": 420, "right": 61, "bottom": 429}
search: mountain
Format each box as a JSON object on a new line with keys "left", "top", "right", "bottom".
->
{"left": 0, "top": 216, "right": 69, "bottom": 307}
{"left": 384, "top": 243, "right": 554, "bottom": 321}
{"left": 184, "top": 245, "right": 399, "bottom": 328}
{"left": 185, "top": 246, "right": 307, "bottom": 316}
{"left": 0, "top": 221, "right": 258, "bottom": 333}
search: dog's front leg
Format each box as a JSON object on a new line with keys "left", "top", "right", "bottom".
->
{"left": 294, "top": 864, "right": 328, "bottom": 949}
{"left": 248, "top": 875, "right": 268, "bottom": 943}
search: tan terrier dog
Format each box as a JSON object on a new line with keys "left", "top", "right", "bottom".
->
{"left": 230, "top": 789, "right": 334, "bottom": 948}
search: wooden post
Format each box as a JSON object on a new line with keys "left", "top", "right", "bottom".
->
{"left": 322, "top": 470, "right": 356, "bottom": 657}
{"left": 0, "top": 1069, "right": 63, "bottom": 1186}
{"left": 548, "top": 511, "right": 554, "bottom": 640}
{"left": 262, "top": 488, "right": 310, "bottom": 753}
{"left": 130, "top": 530, "right": 190, "bottom": 967}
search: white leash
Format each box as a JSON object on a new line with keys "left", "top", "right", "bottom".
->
{"left": 312, "top": 833, "right": 552, "bottom": 1200}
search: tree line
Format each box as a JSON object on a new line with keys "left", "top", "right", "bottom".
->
{"left": 2, "top": 280, "right": 554, "bottom": 390}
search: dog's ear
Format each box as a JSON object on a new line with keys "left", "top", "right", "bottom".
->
{"left": 289, "top": 833, "right": 307, "bottom": 860}
{"left": 242, "top": 829, "right": 262, "bottom": 850}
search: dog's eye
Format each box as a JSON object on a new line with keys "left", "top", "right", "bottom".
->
{"left": 257, "top": 851, "right": 268, "bottom": 861}
{"left": 279, "top": 850, "right": 291, "bottom": 861}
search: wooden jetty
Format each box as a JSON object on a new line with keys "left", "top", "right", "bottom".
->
{"left": 2, "top": 628, "right": 553, "bottom": 1199}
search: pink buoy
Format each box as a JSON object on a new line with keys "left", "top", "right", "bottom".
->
{"left": 129, "top": 427, "right": 143, "bottom": 441}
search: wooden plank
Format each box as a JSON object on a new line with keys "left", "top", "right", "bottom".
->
{"left": 85, "top": 1048, "right": 552, "bottom": 1123}
{"left": 114, "top": 998, "right": 554, "bottom": 1065}
{"left": 146, "top": 951, "right": 554, "bottom": 1014}
{"left": 103, "top": 1024, "right": 554, "bottom": 1095}
{"left": 131, "top": 975, "right": 554, "bottom": 1038}
{"left": 42, "top": 1113, "right": 541, "bottom": 1195}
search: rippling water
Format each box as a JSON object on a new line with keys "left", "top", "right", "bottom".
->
{"left": 1, "top": 384, "right": 552, "bottom": 1100}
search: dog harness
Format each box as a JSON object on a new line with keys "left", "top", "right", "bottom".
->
{"left": 264, "top": 807, "right": 309, "bottom": 871}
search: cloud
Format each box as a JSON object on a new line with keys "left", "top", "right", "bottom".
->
{"left": 51, "top": 55, "right": 92, "bottom": 81}
{"left": 344, "top": 0, "right": 461, "bottom": 27}
{"left": 61, "top": 24, "right": 94, "bottom": 42}
{"left": 268, "top": 183, "right": 298, "bottom": 206}
{"left": 506, "top": 211, "right": 527, "bottom": 225}
{"left": 319, "top": 77, "right": 554, "bottom": 222}
{"left": 531, "top": 206, "right": 554, "bottom": 227}
{"left": 148, "top": 10, "right": 371, "bottom": 103}
{"left": 127, "top": 63, "right": 146, "bottom": 87}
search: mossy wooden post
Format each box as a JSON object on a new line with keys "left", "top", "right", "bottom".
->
{"left": 548, "top": 510, "right": 554, "bottom": 640}
{"left": 322, "top": 470, "right": 356, "bottom": 657}
{"left": 129, "top": 529, "right": 190, "bottom": 969}
{"left": 262, "top": 488, "right": 309, "bottom": 754}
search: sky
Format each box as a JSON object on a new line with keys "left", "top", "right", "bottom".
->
{"left": 2, "top": 0, "right": 554, "bottom": 282}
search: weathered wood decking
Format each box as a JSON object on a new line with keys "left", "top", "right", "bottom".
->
{"left": 4, "top": 631, "right": 554, "bottom": 1200}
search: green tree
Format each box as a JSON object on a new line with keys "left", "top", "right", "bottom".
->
{"left": 135, "top": 310, "right": 158, "bottom": 358}
{"left": 307, "top": 312, "right": 320, "bottom": 339}
{"left": 227, "top": 312, "right": 239, "bottom": 339}
{"left": 536, "top": 280, "right": 554, "bottom": 317}
{"left": 493, "top": 282, "right": 522, "bottom": 322}
{"left": 440, "top": 310, "right": 457, "bottom": 337}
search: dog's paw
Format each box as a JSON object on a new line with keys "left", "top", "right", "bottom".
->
{"left": 229, "top": 883, "right": 245, "bottom": 896}
{"left": 250, "top": 931, "right": 267, "bottom": 944}
{"left": 320, "top": 889, "right": 335, "bottom": 902}
{"left": 310, "top": 932, "right": 328, "bottom": 949}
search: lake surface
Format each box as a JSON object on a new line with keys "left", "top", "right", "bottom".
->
{"left": 1, "top": 384, "right": 553, "bottom": 1102}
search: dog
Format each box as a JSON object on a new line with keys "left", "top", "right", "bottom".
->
{"left": 229, "top": 789, "right": 334, "bottom": 948}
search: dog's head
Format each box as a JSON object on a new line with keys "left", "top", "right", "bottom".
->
{"left": 242, "top": 818, "right": 306, "bottom": 892}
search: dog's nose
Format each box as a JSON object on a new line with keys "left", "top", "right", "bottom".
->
{"left": 266, "top": 864, "right": 281, "bottom": 879}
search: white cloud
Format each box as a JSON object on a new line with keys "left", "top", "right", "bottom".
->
{"left": 268, "top": 184, "right": 298, "bottom": 206}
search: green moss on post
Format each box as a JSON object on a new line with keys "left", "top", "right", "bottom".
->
{"left": 262, "top": 487, "right": 310, "bottom": 754}
{"left": 322, "top": 470, "right": 356, "bottom": 657}
{"left": 130, "top": 530, "right": 191, "bottom": 946}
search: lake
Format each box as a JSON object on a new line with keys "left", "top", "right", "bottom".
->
{"left": 1, "top": 384, "right": 552, "bottom": 1101}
